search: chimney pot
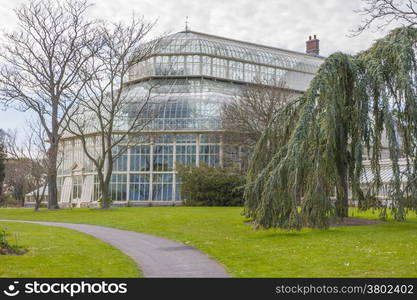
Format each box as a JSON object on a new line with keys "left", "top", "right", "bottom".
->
{"left": 306, "top": 35, "right": 320, "bottom": 56}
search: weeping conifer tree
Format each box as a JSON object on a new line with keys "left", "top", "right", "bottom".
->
{"left": 244, "top": 27, "right": 417, "bottom": 230}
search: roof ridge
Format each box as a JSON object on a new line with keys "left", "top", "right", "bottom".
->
{"left": 173, "top": 30, "right": 325, "bottom": 59}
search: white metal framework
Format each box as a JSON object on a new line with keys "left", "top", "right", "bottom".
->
{"left": 51, "top": 30, "right": 324, "bottom": 207}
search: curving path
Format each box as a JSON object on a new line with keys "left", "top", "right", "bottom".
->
{"left": 0, "top": 220, "right": 229, "bottom": 278}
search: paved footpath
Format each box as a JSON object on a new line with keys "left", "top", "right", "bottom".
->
{"left": 0, "top": 220, "right": 229, "bottom": 278}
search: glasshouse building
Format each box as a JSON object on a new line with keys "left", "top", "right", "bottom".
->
{"left": 28, "top": 31, "right": 325, "bottom": 207}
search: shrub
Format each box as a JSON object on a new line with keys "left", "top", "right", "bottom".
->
{"left": 0, "top": 228, "right": 26, "bottom": 255}
{"left": 2, "top": 194, "right": 21, "bottom": 207}
{"left": 177, "top": 164, "right": 245, "bottom": 206}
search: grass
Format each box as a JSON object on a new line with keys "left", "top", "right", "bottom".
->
{"left": 0, "top": 207, "right": 416, "bottom": 277}
{"left": 0, "top": 222, "right": 139, "bottom": 278}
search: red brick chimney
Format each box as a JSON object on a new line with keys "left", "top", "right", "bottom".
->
{"left": 306, "top": 34, "right": 319, "bottom": 56}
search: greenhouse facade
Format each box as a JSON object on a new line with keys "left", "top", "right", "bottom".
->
{"left": 29, "top": 31, "right": 325, "bottom": 207}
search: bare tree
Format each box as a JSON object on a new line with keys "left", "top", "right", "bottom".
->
{"left": 222, "top": 82, "right": 298, "bottom": 149}
{"left": 0, "top": 0, "right": 99, "bottom": 209}
{"left": 25, "top": 126, "right": 49, "bottom": 211}
{"left": 4, "top": 158, "right": 27, "bottom": 206}
{"left": 0, "top": 130, "right": 6, "bottom": 205}
{"left": 5, "top": 125, "right": 49, "bottom": 211}
{"left": 3, "top": 130, "right": 27, "bottom": 206}
{"left": 353, "top": 0, "right": 417, "bottom": 35}
{"left": 67, "top": 17, "right": 163, "bottom": 209}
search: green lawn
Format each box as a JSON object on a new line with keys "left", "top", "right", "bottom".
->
{"left": 0, "top": 207, "right": 416, "bottom": 277}
{"left": 0, "top": 222, "right": 139, "bottom": 278}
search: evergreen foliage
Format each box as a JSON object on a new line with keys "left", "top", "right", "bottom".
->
{"left": 244, "top": 27, "right": 417, "bottom": 229}
{"left": 177, "top": 164, "right": 245, "bottom": 206}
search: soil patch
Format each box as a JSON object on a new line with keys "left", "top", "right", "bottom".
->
{"left": 245, "top": 217, "right": 382, "bottom": 228}
{"left": 329, "top": 217, "right": 381, "bottom": 227}
{"left": 0, "top": 247, "right": 27, "bottom": 255}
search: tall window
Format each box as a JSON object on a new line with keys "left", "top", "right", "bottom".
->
{"left": 72, "top": 176, "right": 83, "bottom": 200}
{"left": 276, "top": 68, "right": 285, "bottom": 83}
{"left": 130, "top": 145, "right": 151, "bottom": 171}
{"left": 152, "top": 174, "right": 173, "bottom": 201}
{"left": 176, "top": 145, "right": 196, "bottom": 166}
{"left": 199, "top": 145, "right": 220, "bottom": 167}
{"left": 110, "top": 174, "right": 127, "bottom": 201}
{"left": 129, "top": 174, "right": 150, "bottom": 201}
{"left": 245, "top": 63, "right": 259, "bottom": 82}
{"left": 201, "top": 56, "right": 212, "bottom": 76}
{"left": 113, "top": 146, "right": 128, "bottom": 171}
{"left": 155, "top": 56, "right": 171, "bottom": 75}
{"left": 186, "top": 55, "right": 200, "bottom": 75}
{"left": 212, "top": 58, "right": 227, "bottom": 78}
{"left": 153, "top": 145, "right": 173, "bottom": 171}
{"left": 260, "top": 67, "right": 276, "bottom": 85}
{"left": 93, "top": 175, "right": 100, "bottom": 202}
{"left": 171, "top": 56, "right": 185, "bottom": 75}
{"left": 229, "top": 61, "right": 243, "bottom": 81}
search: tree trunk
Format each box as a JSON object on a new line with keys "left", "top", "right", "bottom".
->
{"left": 97, "top": 169, "right": 111, "bottom": 209}
{"left": 100, "top": 146, "right": 113, "bottom": 209}
{"left": 335, "top": 126, "right": 349, "bottom": 218}
{"left": 47, "top": 141, "right": 59, "bottom": 209}
{"left": 100, "top": 181, "right": 110, "bottom": 209}
{"left": 47, "top": 100, "right": 60, "bottom": 210}
{"left": 335, "top": 166, "right": 349, "bottom": 218}
{"left": 47, "top": 172, "right": 59, "bottom": 209}
{"left": 0, "top": 183, "right": 3, "bottom": 206}
{"left": 0, "top": 164, "right": 4, "bottom": 206}
{"left": 34, "top": 198, "right": 40, "bottom": 212}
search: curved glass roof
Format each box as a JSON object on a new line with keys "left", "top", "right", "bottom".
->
{"left": 155, "top": 31, "right": 323, "bottom": 74}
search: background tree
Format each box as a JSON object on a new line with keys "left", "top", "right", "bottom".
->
{"left": 222, "top": 82, "right": 298, "bottom": 149}
{"left": 354, "top": 0, "right": 417, "bottom": 34}
{"left": 4, "top": 160, "right": 27, "bottom": 206}
{"left": 23, "top": 124, "right": 49, "bottom": 211}
{"left": 0, "top": 130, "right": 6, "bottom": 206}
{"left": 5, "top": 125, "right": 48, "bottom": 211}
{"left": 67, "top": 17, "right": 162, "bottom": 209}
{"left": 244, "top": 27, "right": 417, "bottom": 229}
{"left": 0, "top": 0, "right": 98, "bottom": 209}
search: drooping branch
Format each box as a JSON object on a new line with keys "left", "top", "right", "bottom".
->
{"left": 245, "top": 26, "right": 417, "bottom": 230}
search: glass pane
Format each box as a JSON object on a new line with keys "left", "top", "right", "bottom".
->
{"left": 153, "top": 145, "right": 173, "bottom": 171}
{"left": 130, "top": 145, "right": 151, "bottom": 172}
{"left": 129, "top": 174, "right": 150, "bottom": 201}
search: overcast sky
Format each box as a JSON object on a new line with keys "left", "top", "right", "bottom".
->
{"left": 0, "top": 0, "right": 397, "bottom": 135}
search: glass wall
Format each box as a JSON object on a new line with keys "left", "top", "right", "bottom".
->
{"left": 122, "top": 79, "right": 231, "bottom": 131}
{"left": 97, "top": 133, "right": 223, "bottom": 202}
{"left": 110, "top": 174, "right": 127, "bottom": 201}
{"left": 55, "top": 31, "right": 323, "bottom": 206}
{"left": 129, "top": 54, "right": 317, "bottom": 91}
{"left": 129, "top": 174, "right": 150, "bottom": 201}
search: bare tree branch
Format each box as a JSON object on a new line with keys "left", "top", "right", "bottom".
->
{"left": 65, "top": 16, "right": 164, "bottom": 208}
{"left": 3, "top": 123, "right": 49, "bottom": 210}
{"left": 352, "top": 0, "right": 417, "bottom": 35}
{"left": 0, "top": 0, "right": 99, "bottom": 209}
